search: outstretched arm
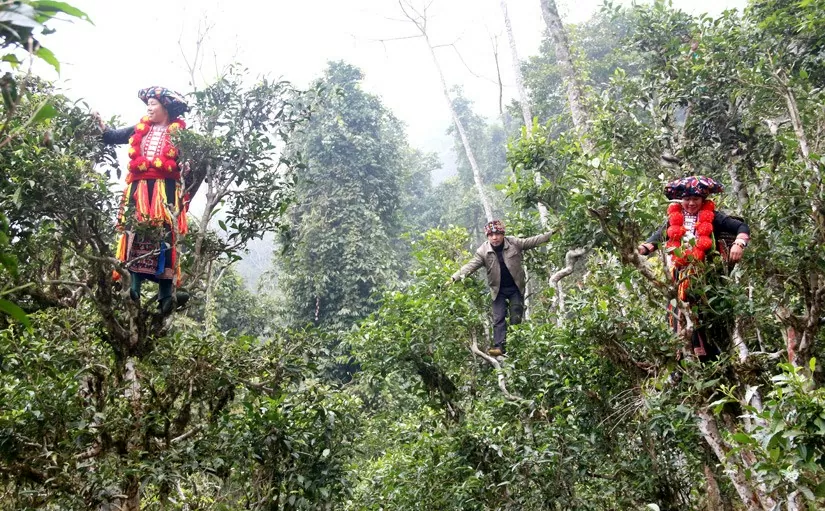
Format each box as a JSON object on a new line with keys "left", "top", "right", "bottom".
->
{"left": 451, "top": 252, "right": 485, "bottom": 281}
{"left": 102, "top": 125, "right": 135, "bottom": 145}
{"left": 514, "top": 230, "right": 555, "bottom": 251}
{"left": 639, "top": 220, "right": 668, "bottom": 255}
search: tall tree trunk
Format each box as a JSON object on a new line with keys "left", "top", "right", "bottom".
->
{"left": 99, "top": 475, "right": 140, "bottom": 511}
{"left": 538, "top": 0, "right": 593, "bottom": 323}
{"left": 726, "top": 161, "right": 749, "bottom": 213}
{"left": 502, "top": 0, "right": 533, "bottom": 134}
{"left": 704, "top": 464, "right": 724, "bottom": 511}
{"left": 501, "top": 0, "right": 549, "bottom": 227}
{"left": 399, "top": 1, "right": 495, "bottom": 221}
{"left": 539, "top": 0, "right": 591, "bottom": 150}
{"left": 780, "top": 74, "right": 817, "bottom": 179}
{"left": 428, "top": 41, "right": 494, "bottom": 220}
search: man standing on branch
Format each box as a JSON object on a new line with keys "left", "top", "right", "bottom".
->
{"left": 448, "top": 220, "right": 554, "bottom": 357}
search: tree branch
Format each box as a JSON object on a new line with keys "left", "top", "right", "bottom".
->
{"left": 549, "top": 246, "right": 590, "bottom": 324}
{"left": 469, "top": 330, "right": 527, "bottom": 403}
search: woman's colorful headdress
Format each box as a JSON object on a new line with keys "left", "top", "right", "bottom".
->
{"left": 664, "top": 175, "right": 724, "bottom": 200}
{"left": 138, "top": 86, "right": 189, "bottom": 118}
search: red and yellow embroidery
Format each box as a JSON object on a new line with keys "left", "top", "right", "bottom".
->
{"left": 127, "top": 116, "right": 186, "bottom": 174}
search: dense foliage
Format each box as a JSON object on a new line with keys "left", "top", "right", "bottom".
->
{"left": 3, "top": 0, "right": 825, "bottom": 509}
{"left": 276, "top": 62, "right": 408, "bottom": 330}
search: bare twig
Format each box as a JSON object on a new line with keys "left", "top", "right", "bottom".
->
{"left": 171, "top": 426, "right": 202, "bottom": 444}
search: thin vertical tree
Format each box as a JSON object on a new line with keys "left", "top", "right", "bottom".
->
{"left": 533, "top": 0, "right": 591, "bottom": 319}
{"left": 398, "top": 0, "right": 495, "bottom": 221}
{"left": 500, "top": 0, "right": 549, "bottom": 226}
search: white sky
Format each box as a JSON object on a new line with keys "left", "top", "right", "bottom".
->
{"left": 42, "top": 0, "right": 747, "bottom": 179}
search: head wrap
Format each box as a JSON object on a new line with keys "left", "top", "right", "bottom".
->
{"left": 484, "top": 220, "right": 505, "bottom": 236}
{"left": 664, "top": 175, "right": 724, "bottom": 200}
{"left": 138, "top": 86, "right": 189, "bottom": 119}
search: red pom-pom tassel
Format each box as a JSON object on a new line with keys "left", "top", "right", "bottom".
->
{"left": 667, "top": 203, "right": 682, "bottom": 214}
{"left": 667, "top": 225, "right": 685, "bottom": 240}
{"left": 670, "top": 212, "right": 685, "bottom": 226}
{"left": 696, "top": 236, "right": 713, "bottom": 251}
{"left": 129, "top": 156, "right": 148, "bottom": 172}
{"left": 672, "top": 256, "right": 688, "bottom": 267}
{"left": 698, "top": 210, "right": 715, "bottom": 223}
{"left": 696, "top": 223, "right": 713, "bottom": 236}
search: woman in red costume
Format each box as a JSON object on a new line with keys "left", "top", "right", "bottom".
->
{"left": 99, "top": 86, "right": 189, "bottom": 314}
{"left": 638, "top": 176, "right": 750, "bottom": 361}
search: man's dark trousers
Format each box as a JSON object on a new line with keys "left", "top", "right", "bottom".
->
{"left": 492, "top": 286, "right": 523, "bottom": 351}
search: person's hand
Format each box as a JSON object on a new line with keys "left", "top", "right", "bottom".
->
{"left": 92, "top": 111, "right": 106, "bottom": 132}
{"left": 638, "top": 243, "right": 653, "bottom": 256}
{"left": 181, "top": 161, "right": 191, "bottom": 180}
{"left": 729, "top": 243, "right": 744, "bottom": 263}
{"left": 444, "top": 278, "right": 454, "bottom": 288}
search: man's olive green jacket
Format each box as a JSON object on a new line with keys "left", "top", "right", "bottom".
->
{"left": 451, "top": 232, "right": 553, "bottom": 299}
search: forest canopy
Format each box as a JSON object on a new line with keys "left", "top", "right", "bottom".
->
{"left": 2, "top": 0, "right": 825, "bottom": 510}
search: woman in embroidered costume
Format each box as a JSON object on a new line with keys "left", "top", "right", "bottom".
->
{"left": 638, "top": 176, "right": 750, "bottom": 361}
{"left": 99, "top": 86, "right": 189, "bottom": 314}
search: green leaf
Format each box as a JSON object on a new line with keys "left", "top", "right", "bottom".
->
{"left": 0, "top": 298, "right": 30, "bottom": 327}
{"left": 30, "top": 102, "right": 57, "bottom": 125}
{"left": 218, "top": 219, "right": 227, "bottom": 231}
{"left": 31, "top": 1, "right": 92, "bottom": 23}
{"left": 12, "top": 186, "right": 22, "bottom": 207}
{"left": 35, "top": 46, "right": 59, "bottom": 73}
{"left": 809, "top": 357, "right": 816, "bottom": 373}
{"left": 1, "top": 54, "right": 22, "bottom": 67}
{"left": 732, "top": 432, "right": 753, "bottom": 444}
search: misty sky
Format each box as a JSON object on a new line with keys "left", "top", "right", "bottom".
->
{"left": 44, "top": 0, "right": 747, "bottom": 181}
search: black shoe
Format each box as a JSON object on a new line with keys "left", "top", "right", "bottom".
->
{"left": 175, "top": 291, "right": 190, "bottom": 308}
{"left": 129, "top": 289, "right": 139, "bottom": 303}
{"left": 159, "top": 297, "right": 173, "bottom": 315}
{"left": 159, "top": 292, "right": 190, "bottom": 315}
